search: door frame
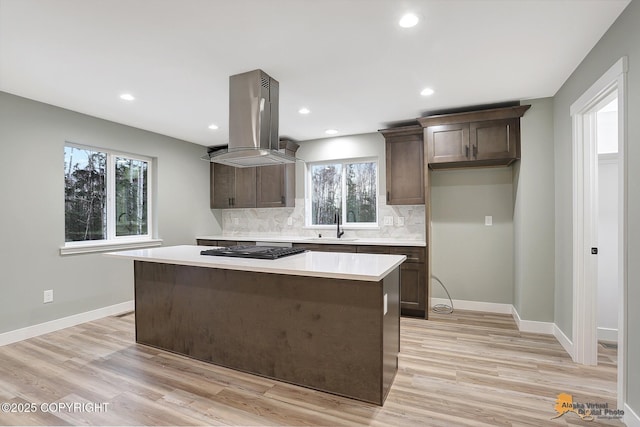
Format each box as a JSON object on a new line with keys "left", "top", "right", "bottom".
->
{"left": 569, "top": 56, "right": 627, "bottom": 409}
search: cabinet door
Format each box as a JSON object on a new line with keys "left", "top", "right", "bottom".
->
{"left": 470, "top": 118, "right": 518, "bottom": 161}
{"left": 399, "top": 263, "right": 426, "bottom": 314}
{"left": 385, "top": 136, "right": 425, "bottom": 205}
{"left": 210, "top": 164, "right": 234, "bottom": 209}
{"left": 426, "top": 123, "right": 470, "bottom": 164}
{"left": 256, "top": 164, "right": 287, "bottom": 208}
{"left": 233, "top": 167, "right": 256, "bottom": 208}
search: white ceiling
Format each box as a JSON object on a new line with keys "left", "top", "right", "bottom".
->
{"left": 0, "top": 0, "right": 630, "bottom": 147}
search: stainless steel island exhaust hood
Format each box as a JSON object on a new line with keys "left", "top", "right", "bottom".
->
{"left": 203, "top": 69, "right": 300, "bottom": 168}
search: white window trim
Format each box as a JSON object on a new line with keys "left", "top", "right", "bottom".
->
{"left": 61, "top": 142, "right": 158, "bottom": 255}
{"left": 305, "top": 157, "right": 379, "bottom": 228}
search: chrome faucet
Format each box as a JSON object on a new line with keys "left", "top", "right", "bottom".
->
{"left": 334, "top": 212, "right": 345, "bottom": 239}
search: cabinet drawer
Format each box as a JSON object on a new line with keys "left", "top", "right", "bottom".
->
{"left": 356, "top": 245, "right": 390, "bottom": 254}
{"left": 216, "top": 240, "right": 238, "bottom": 247}
{"left": 293, "top": 243, "right": 357, "bottom": 253}
{"left": 196, "top": 239, "right": 218, "bottom": 246}
{"left": 390, "top": 247, "right": 425, "bottom": 263}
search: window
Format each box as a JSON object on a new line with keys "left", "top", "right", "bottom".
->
{"left": 307, "top": 159, "right": 377, "bottom": 226}
{"left": 63, "top": 143, "right": 154, "bottom": 251}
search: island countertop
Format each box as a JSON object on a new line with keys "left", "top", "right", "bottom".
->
{"left": 107, "top": 245, "right": 406, "bottom": 282}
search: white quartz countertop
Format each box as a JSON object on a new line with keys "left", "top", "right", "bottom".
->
{"left": 106, "top": 245, "right": 406, "bottom": 282}
{"left": 195, "top": 235, "right": 426, "bottom": 247}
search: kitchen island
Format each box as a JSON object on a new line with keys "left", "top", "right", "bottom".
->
{"left": 107, "top": 245, "right": 404, "bottom": 405}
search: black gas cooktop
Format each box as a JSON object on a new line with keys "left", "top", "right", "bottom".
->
{"left": 200, "top": 245, "right": 307, "bottom": 260}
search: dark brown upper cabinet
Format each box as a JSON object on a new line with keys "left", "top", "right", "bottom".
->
{"left": 210, "top": 140, "right": 298, "bottom": 209}
{"left": 419, "top": 105, "right": 530, "bottom": 169}
{"left": 210, "top": 164, "right": 256, "bottom": 209}
{"left": 379, "top": 125, "right": 425, "bottom": 205}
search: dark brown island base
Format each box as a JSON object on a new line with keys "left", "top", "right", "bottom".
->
{"left": 107, "top": 245, "right": 405, "bottom": 405}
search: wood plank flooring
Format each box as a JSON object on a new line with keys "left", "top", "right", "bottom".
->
{"left": 0, "top": 310, "right": 621, "bottom": 426}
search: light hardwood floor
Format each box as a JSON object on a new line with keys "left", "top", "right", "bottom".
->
{"left": 0, "top": 310, "right": 621, "bottom": 426}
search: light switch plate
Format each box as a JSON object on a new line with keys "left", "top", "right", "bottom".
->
{"left": 43, "top": 289, "right": 53, "bottom": 304}
{"left": 485, "top": 216, "right": 493, "bottom": 226}
{"left": 233, "top": 217, "right": 239, "bottom": 225}
{"left": 287, "top": 217, "right": 293, "bottom": 226}
{"left": 397, "top": 217, "right": 405, "bottom": 226}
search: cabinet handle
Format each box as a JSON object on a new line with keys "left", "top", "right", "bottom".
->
{"left": 228, "top": 198, "right": 231, "bottom": 206}
{"left": 387, "top": 191, "right": 390, "bottom": 202}
{"left": 473, "top": 145, "right": 478, "bottom": 158}
{"left": 281, "top": 196, "right": 285, "bottom": 204}
{"left": 465, "top": 145, "right": 470, "bottom": 158}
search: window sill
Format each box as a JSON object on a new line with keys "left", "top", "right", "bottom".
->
{"left": 60, "top": 239, "right": 163, "bottom": 256}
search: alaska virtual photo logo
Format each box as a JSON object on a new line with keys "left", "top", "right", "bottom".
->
{"left": 552, "top": 393, "right": 624, "bottom": 421}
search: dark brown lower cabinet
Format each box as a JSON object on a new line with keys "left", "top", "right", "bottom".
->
{"left": 389, "top": 247, "right": 427, "bottom": 318}
{"left": 295, "top": 243, "right": 427, "bottom": 318}
{"left": 197, "top": 240, "right": 427, "bottom": 318}
{"left": 397, "top": 262, "right": 426, "bottom": 317}
{"left": 292, "top": 243, "right": 357, "bottom": 253}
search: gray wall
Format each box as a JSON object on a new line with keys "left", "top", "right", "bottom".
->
{"left": 430, "top": 168, "right": 514, "bottom": 304}
{"left": 513, "top": 98, "right": 556, "bottom": 321}
{"left": 552, "top": 0, "right": 639, "bottom": 413}
{"left": 0, "top": 92, "right": 219, "bottom": 334}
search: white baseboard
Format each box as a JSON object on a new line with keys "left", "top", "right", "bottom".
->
{"left": 431, "top": 298, "right": 513, "bottom": 314}
{"left": 511, "top": 306, "right": 555, "bottom": 334}
{"left": 597, "top": 327, "right": 618, "bottom": 343}
{"left": 553, "top": 324, "right": 575, "bottom": 360}
{"left": 625, "top": 403, "right": 640, "bottom": 427}
{"left": 0, "top": 300, "right": 134, "bottom": 347}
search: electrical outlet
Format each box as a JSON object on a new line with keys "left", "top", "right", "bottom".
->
{"left": 383, "top": 216, "right": 393, "bottom": 226}
{"left": 233, "top": 217, "right": 239, "bottom": 225}
{"left": 383, "top": 294, "right": 388, "bottom": 315}
{"left": 43, "top": 289, "right": 53, "bottom": 304}
{"left": 397, "top": 217, "right": 405, "bottom": 226}
{"left": 287, "top": 217, "right": 293, "bottom": 226}
{"left": 485, "top": 216, "right": 493, "bottom": 226}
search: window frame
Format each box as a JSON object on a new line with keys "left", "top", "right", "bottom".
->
{"left": 61, "top": 142, "right": 161, "bottom": 255}
{"left": 305, "top": 157, "right": 379, "bottom": 229}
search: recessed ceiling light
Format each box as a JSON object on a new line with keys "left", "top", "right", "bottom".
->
{"left": 325, "top": 129, "right": 338, "bottom": 135}
{"left": 119, "top": 93, "right": 135, "bottom": 101}
{"left": 298, "top": 107, "right": 311, "bottom": 115}
{"left": 399, "top": 13, "right": 419, "bottom": 28}
{"left": 420, "top": 87, "right": 435, "bottom": 96}
{"left": 208, "top": 124, "right": 219, "bottom": 130}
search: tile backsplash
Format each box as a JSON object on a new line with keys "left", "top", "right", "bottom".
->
{"left": 220, "top": 198, "right": 425, "bottom": 240}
